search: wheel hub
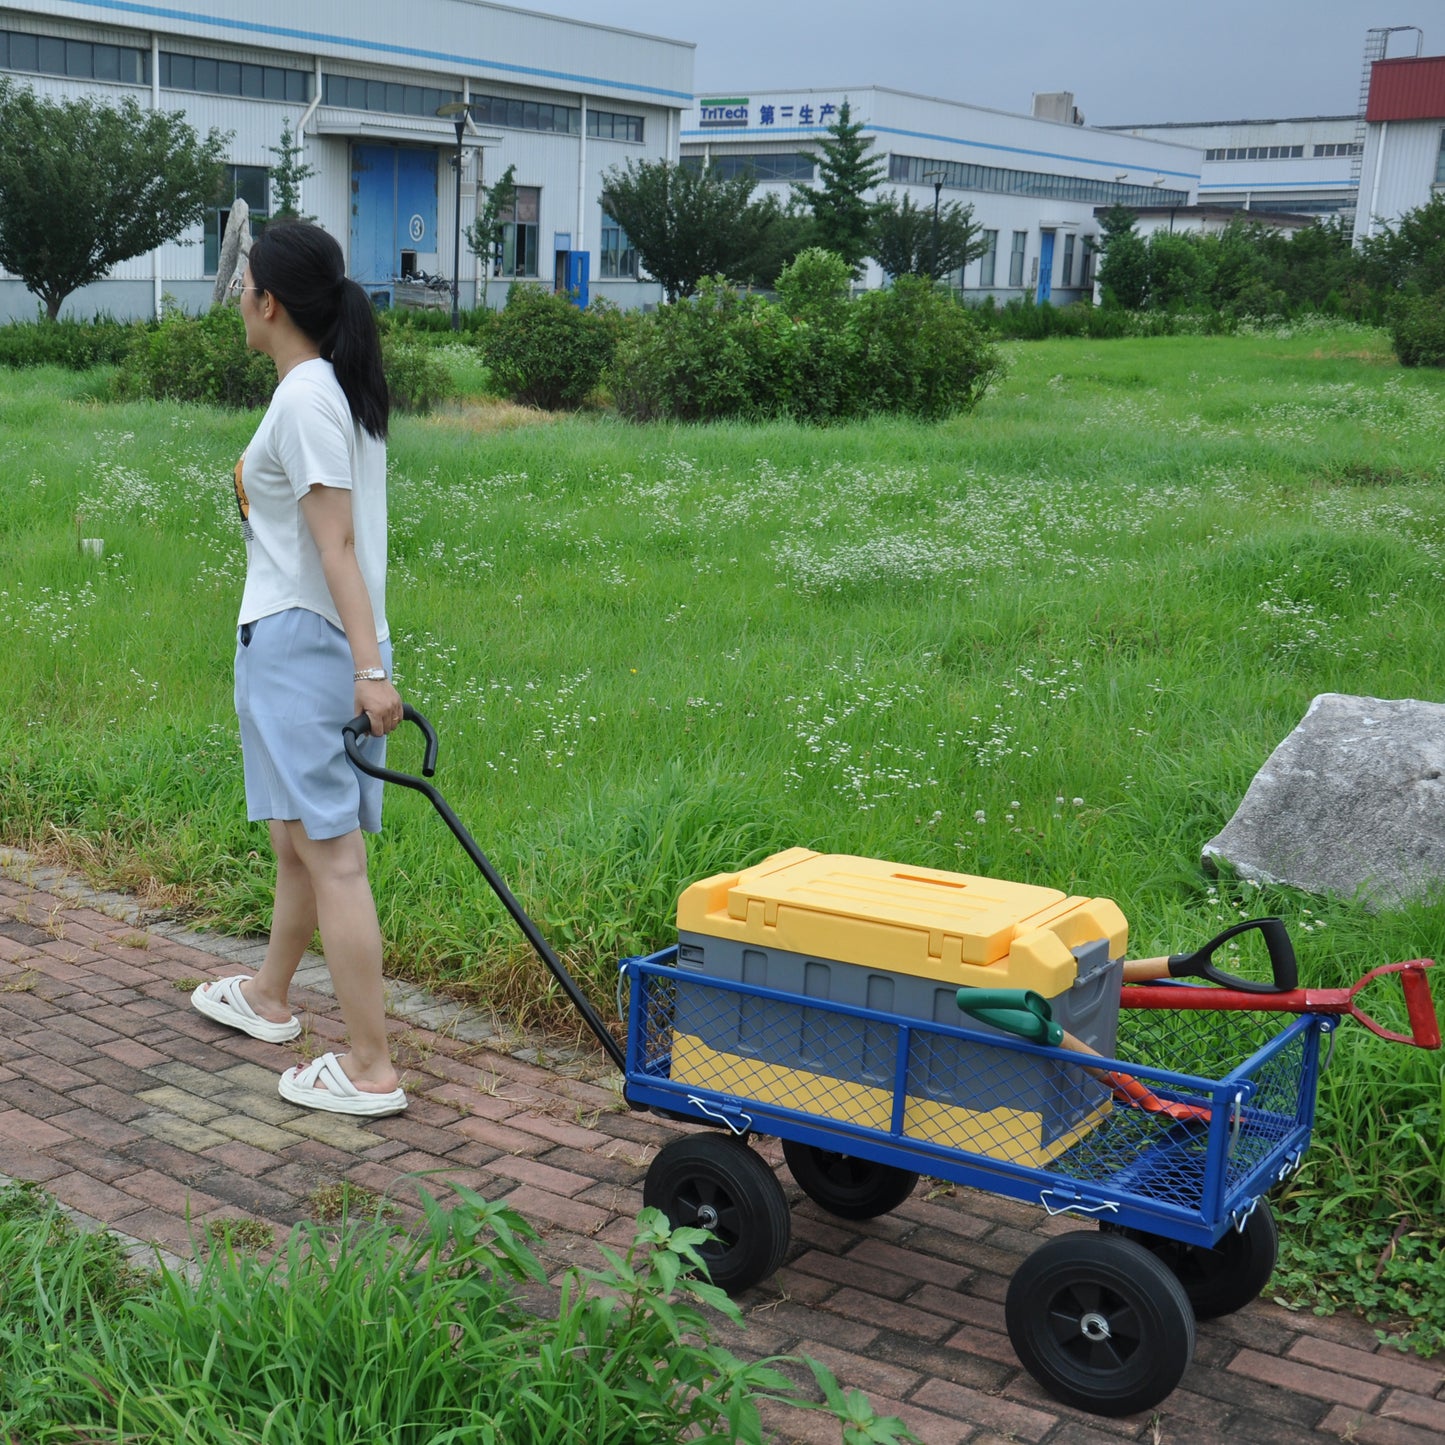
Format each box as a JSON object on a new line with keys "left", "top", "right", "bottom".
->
{"left": 1078, "top": 1311, "right": 1112, "bottom": 1343}
{"left": 695, "top": 1204, "right": 719, "bottom": 1229}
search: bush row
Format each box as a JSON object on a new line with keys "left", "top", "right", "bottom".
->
{"left": 111, "top": 304, "right": 453, "bottom": 414}
{"left": 475, "top": 250, "right": 1002, "bottom": 423}
{"left": 0, "top": 316, "right": 136, "bottom": 369}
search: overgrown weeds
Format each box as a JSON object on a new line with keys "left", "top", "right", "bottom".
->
{"left": 0, "top": 1181, "right": 917, "bottom": 1442}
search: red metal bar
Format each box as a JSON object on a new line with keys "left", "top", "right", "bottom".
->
{"left": 1120, "top": 960, "right": 1440, "bottom": 1049}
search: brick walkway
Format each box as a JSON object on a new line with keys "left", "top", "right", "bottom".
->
{"left": 0, "top": 848, "right": 1440, "bottom": 1445}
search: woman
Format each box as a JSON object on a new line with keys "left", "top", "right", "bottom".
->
{"left": 191, "top": 221, "right": 406, "bottom": 1117}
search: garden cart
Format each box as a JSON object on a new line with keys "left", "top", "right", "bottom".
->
{"left": 344, "top": 709, "right": 1440, "bottom": 1419}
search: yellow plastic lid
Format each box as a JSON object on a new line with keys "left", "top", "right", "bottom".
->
{"left": 677, "top": 849, "right": 1128, "bottom": 994}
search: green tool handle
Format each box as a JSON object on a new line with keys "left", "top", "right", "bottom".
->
{"left": 956, "top": 987, "right": 1063, "bottom": 1046}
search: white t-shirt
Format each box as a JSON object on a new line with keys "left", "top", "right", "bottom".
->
{"left": 234, "top": 357, "right": 388, "bottom": 640}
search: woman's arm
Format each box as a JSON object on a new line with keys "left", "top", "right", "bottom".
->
{"left": 300, "top": 482, "right": 402, "bottom": 736}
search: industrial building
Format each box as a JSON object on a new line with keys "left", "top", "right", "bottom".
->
{"left": 680, "top": 87, "right": 1199, "bottom": 304}
{"left": 1100, "top": 116, "right": 1363, "bottom": 219}
{"left": 1106, "top": 26, "right": 1443, "bottom": 236}
{"left": 1353, "top": 49, "right": 1445, "bottom": 242}
{"left": 0, "top": 0, "right": 692, "bottom": 320}
{"left": 1, "top": 4, "right": 1438, "bottom": 322}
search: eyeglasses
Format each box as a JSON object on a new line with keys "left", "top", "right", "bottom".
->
{"left": 226, "top": 275, "right": 264, "bottom": 298}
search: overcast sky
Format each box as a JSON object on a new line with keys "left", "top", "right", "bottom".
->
{"left": 524, "top": 1, "right": 1432, "bottom": 127}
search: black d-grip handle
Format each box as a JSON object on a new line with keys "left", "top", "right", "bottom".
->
{"left": 343, "top": 704, "right": 438, "bottom": 780}
{"left": 1167, "top": 916, "right": 1297, "bottom": 993}
{"left": 339, "top": 704, "right": 626, "bottom": 1072}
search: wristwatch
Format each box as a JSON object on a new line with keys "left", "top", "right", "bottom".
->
{"left": 353, "top": 667, "right": 388, "bottom": 682}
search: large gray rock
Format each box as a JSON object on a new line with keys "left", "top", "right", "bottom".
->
{"left": 1203, "top": 693, "right": 1445, "bottom": 910}
{"left": 211, "top": 199, "right": 253, "bottom": 306}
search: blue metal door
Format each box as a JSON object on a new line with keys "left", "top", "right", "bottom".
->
{"left": 396, "top": 148, "right": 437, "bottom": 266}
{"left": 349, "top": 145, "right": 438, "bottom": 287}
{"left": 1036, "top": 230, "right": 1055, "bottom": 304}
{"left": 565, "top": 250, "right": 590, "bottom": 308}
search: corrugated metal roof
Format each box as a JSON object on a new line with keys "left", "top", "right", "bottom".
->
{"left": 1367, "top": 55, "right": 1445, "bottom": 122}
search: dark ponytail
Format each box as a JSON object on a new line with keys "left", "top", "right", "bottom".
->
{"left": 248, "top": 221, "right": 389, "bottom": 440}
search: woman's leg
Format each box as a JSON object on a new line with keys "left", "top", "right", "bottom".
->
{"left": 243, "top": 819, "right": 318, "bottom": 1023}
{"left": 280, "top": 820, "right": 399, "bottom": 1094}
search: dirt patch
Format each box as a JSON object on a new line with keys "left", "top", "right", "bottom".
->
{"left": 429, "top": 396, "right": 570, "bottom": 432}
{"left": 1306, "top": 348, "right": 1395, "bottom": 364}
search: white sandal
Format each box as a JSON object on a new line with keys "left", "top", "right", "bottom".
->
{"left": 278, "top": 1052, "right": 407, "bottom": 1117}
{"left": 191, "top": 975, "right": 301, "bottom": 1043}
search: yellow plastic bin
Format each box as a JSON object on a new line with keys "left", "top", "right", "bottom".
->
{"left": 669, "top": 849, "right": 1129, "bottom": 1168}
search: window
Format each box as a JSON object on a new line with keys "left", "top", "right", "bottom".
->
{"left": 324, "top": 72, "right": 457, "bottom": 117}
{"left": 1008, "top": 231, "right": 1027, "bottom": 289}
{"left": 498, "top": 186, "right": 540, "bottom": 277}
{"left": 159, "top": 51, "right": 309, "bottom": 102}
{"left": 1314, "top": 142, "right": 1362, "bottom": 158}
{"left": 1081, "top": 237, "right": 1095, "bottom": 289}
{"left": 684, "top": 152, "right": 816, "bottom": 182}
{"left": 205, "top": 165, "right": 269, "bottom": 275}
{"left": 888, "top": 152, "right": 1189, "bottom": 209}
{"left": 1062, "top": 233, "right": 1076, "bottom": 288}
{"left": 0, "top": 27, "right": 149, "bottom": 84}
{"left": 1435, "top": 129, "right": 1445, "bottom": 185}
{"left": 978, "top": 229, "right": 998, "bottom": 288}
{"left": 587, "top": 108, "right": 645, "bottom": 143}
{"left": 1204, "top": 144, "right": 1305, "bottom": 161}
{"left": 469, "top": 92, "right": 584, "bottom": 136}
{"left": 600, "top": 221, "right": 637, "bottom": 278}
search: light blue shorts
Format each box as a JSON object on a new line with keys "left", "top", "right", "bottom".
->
{"left": 234, "top": 608, "right": 392, "bottom": 840}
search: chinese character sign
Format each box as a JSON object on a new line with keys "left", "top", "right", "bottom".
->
{"left": 702, "top": 97, "right": 851, "bottom": 130}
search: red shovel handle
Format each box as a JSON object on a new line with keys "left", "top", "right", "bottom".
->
{"left": 1400, "top": 964, "right": 1442, "bottom": 1050}
{"left": 1122, "top": 959, "right": 1440, "bottom": 1049}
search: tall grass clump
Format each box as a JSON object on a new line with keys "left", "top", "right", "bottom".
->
{"left": 5, "top": 1183, "right": 914, "bottom": 1443}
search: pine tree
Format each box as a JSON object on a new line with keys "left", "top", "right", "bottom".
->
{"left": 792, "top": 102, "right": 885, "bottom": 276}
{"left": 466, "top": 162, "right": 518, "bottom": 308}
{"left": 267, "top": 117, "right": 316, "bottom": 222}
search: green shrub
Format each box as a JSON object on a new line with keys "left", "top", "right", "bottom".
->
{"left": 848, "top": 276, "right": 1001, "bottom": 420}
{"left": 774, "top": 248, "right": 861, "bottom": 421}
{"left": 613, "top": 278, "right": 798, "bottom": 423}
{"left": 114, "top": 303, "right": 275, "bottom": 408}
{"left": 0, "top": 315, "right": 139, "bottom": 369}
{"left": 382, "top": 332, "right": 456, "bottom": 413}
{"left": 610, "top": 272, "right": 1000, "bottom": 425}
{"left": 1389, "top": 289, "right": 1445, "bottom": 367}
{"left": 482, "top": 283, "right": 616, "bottom": 409}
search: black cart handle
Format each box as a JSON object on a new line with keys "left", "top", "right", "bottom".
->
{"left": 343, "top": 707, "right": 626, "bottom": 1071}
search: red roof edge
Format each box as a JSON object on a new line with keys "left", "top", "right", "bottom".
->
{"left": 1367, "top": 54, "right": 1445, "bottom": 123}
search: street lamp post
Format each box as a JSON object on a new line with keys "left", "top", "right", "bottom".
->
{"left": 922, "top": 169, "right": 945, "bottom": 281}
{"left": 436, "top": 101, "right": 469, "bottom": 331}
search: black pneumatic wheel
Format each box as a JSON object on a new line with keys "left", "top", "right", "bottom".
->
{"left": 1102, "top": 1198, "right": 1279, "bottom": 1320}
{"left": 642, "top": 1132, "right": 791, "bottom": 1294}
{"left": 1006, "top": 1232, "right": 1195, "bottom": 1417}
{"left": 781, "top": 1139, "right": 920, "bottom": 1220}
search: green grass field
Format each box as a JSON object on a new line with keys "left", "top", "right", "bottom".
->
{"left": 3, "top": 322, "right": 1443, "bottom": 1345}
